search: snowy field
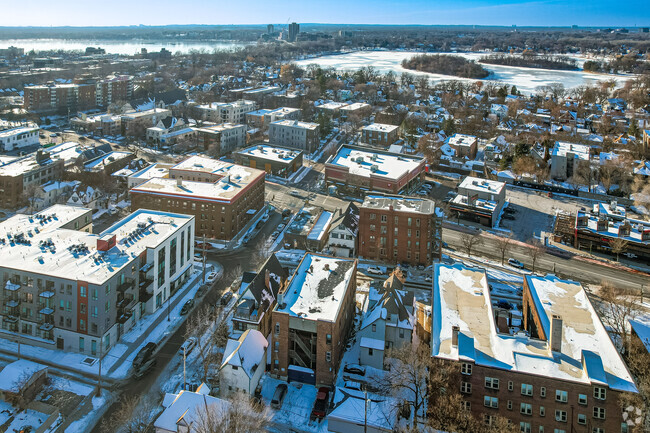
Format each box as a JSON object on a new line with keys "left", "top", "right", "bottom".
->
{"left": 294, "top": 50, "right": 631, "bottom": 94}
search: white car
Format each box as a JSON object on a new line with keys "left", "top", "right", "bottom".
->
{"left": 180, "top": 337, "right": 197, "bottom": 355}
{"left": 205, "top": 272, "right": 219, "bottom": 284}
{"left": 508, "top": 258, "right": 525, "bottom": 269}
{"left": 367, "top": 266, "right": 384, "bottom": 275}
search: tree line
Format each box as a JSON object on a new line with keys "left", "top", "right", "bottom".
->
{"left": 401, "top": 54, "right": 490, "bottom": 79}
{"left": 480, "top": 53, "right": 578, "bottom": 70}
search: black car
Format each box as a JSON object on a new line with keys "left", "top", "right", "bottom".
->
{"left": 180, "top": 299, "right": 194, "bottom": 315}
{"left": 220, "top": 291, "right": 233, "bottom": 306}
{"left": 282, "top": 209, "right": 291, "bottom": 217}
{"left": 496, "top": 300, "right": 513, "bottom": 310}
{"left": 343, "top": 363, "right": 366, "bottom": 376}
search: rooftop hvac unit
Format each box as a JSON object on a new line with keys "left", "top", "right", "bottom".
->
{"left": 371, "top": 154, "right": 378, "bottom": 161}
{"left": 370, "top": 164, "right": 379, "bottom": 173}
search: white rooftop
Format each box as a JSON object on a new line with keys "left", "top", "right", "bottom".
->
{"left": 448, "top": 133, "right": 478, "bottom": 147}
{"left": 129, "top": 163, "right": 171, "bottom": 181}
{"left": 276, "top": 254, "right": 356, "bottom": 322}
{"left": 552, "top": 141, "right": 590, "bottom": 160}
{"left": 237, "top": 144, "right": 302, "bottom": 163}
{"left": 363, "top": 123, "right": 399, "bottom": 133}
{"left": 458, "top": 176, "right": 505, "bottom": 194}
{"left": 329, "top": 146, "right": 424, "bottom": 181}
{"left": 270, "top": 119, "right": 318, "bottom": 130}
{"left": 432, "top": 263, "right": 637, "bottom": 392}
{"left": 221, "top": 329, "right": 268, "bottom": 378}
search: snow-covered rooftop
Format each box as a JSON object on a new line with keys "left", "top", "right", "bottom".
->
{"left": 458, "top": 176, "right": 505, "bottom": 195}
{"left": 362, "top": 123, "right": 399, "bottom": 133}
{"left": 270, "top": 119, "right": 319, "bottom": 130}
{"left": 0, "top": 360, "right": 47, "bottom": 393}
{"left": 448, "top": 133, "right": 477, "bottom": 148}
{"left": 221, "top": 329, "right": 268, "bottom": 378}
{"left": 431, "top": 263, "right": 637, "bottom": 392}
{"left": 236, "top": 144, "right": 302, "bottom": 164}
{"left": 154, "top": 388, "right": 227, "bottom": 432}
{"left": 552, "top": 141, "right": 590, "bottom": 160}
{"left": 362, "top": 195, "right": 440, "bottom": 216}
{"left": 328, "top": 145, "right": 424, "bottom": 181}
{"left": 276, "top": 254, "right": 356, "bottom": 322}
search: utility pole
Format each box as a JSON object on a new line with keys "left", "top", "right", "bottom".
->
{"left": 167, "top": 288, "right": 171, "bottom": 322}
{"left": 183, "top": 346, "right": 187, "bottom": 391}
{"left": 364, "top": 388, "right": 368, "bottom": 433}
{"left": 202, "top": 235, "right": 207, "bottom": 285}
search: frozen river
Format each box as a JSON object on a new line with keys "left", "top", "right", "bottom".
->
{"left": 294, "top": 50, "right": 632, "bottom": 94}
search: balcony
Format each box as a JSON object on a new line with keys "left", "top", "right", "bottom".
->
{"left": 117, "top": 278, "right": 135, "bottom": 293}
{"left": 139, "top": 278, "right": 154, "bottom": 292}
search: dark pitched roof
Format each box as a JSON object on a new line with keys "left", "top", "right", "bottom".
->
{"left": 80, "top": 143, "right": 112, "bottom": 161}
{"left": 330, "top": 202, "right": 359, "bottom": 235}
{"left": 246, "top": 254, "right": 288, "bottom": 311}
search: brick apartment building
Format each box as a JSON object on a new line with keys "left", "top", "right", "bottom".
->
{"left": 432, "top": 263, "right": 638, "bottom": 433}
{"left": 130, "top": 156, "right": 265, "bottom": 241}
{"left": 358, "top": 195, "right": 442, "bottom": 266}
{"left": 271, "top": 253, "right": 357, "bottom": 386}
{"left": 268, "top": 120, "right": 320, "bottom": 153}
{"left": 24, "top": 75, "right": 133, "bottom": 113}
{"left": 0, "top": 150, "right": 65, "bottom": 209}
{"left": 361, "top": 123, "right": 399, "bottom": 147}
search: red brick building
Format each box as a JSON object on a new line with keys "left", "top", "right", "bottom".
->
{"left": 130, "top": 156, "right": 265, "bottom": 241}
{"left": 358, "top": 195, "right": 442, "bottom": 265}
{"left": 325, "top": 145, "right": 425, "bottom": 196}
{"left": 271, "top": 253, "right": 357, "bottom": 386}
{"left": 432, "top": 264, "right": 639, "bottom": 433}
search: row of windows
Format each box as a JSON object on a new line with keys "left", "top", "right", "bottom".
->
{"left": 516, "top": 421, "right": 611, "bottom": 433}
{"left": 480, "top": 394, "right": 608, "bottom": 421}
{"left": 368, "top": 214, "right": 422, "bottom": 226}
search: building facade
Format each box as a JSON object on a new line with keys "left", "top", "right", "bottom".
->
{"left": 268, "top": 120, "right": 319, "bottom": 153}
{"left": 234, "top": 144, "right": 303, "bottom": 177}
{"left": 361, "top": 123, "right": 399, "bottom": 147}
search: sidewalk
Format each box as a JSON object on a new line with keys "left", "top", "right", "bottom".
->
{"left": 0, "top": 265, "right": 208, "bottom": 384}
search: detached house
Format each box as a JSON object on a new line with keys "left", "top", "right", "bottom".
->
{"left": 219, "top": 329, "right": 268, "bottom": 397}
{"left": 357, "top": 269, "right": 414, "bottom": 369}
{"left": 326, "top": 203, "right": 359, "bottom": 258}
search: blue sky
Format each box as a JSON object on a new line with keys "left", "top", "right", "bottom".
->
{"left": 8, "top": 0, "right": 650, "bottom": 27}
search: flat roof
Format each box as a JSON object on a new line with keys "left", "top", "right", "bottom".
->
{"left": 362, "top": 123, "right": 399, "bottom": 133}
{"left": 432, "top": 263, "right": 636, "bottom": 392}
{"left": 236, "top": 144, "right": 302, "bottom": 164}
{"left": 362, "top": 195, "right": 440, "bottom": 216}
{"left": 319, "top": 101, "right": 348, "bottom": 110}
{"left": 552, "top": 141, "right": 590, "bottom": 160}
{"left": 458, "top": 176, "right": 505, "bottom": 195}
{"left": 328, "top": 145, "right": 424, "bottom": 181}
{"left": 340, "top": 102, "right": 370, "bottom": 111}
{"left": 448, "top": 133, "right": 478, "bottom": 147}
{"left": 276, "top": 254, "right": 356, "bottom": 322}
{"left": 0, "top": 126, "right": 39, "bottom": 139}
{"left": 129, "top": 163, "right": 172, "bottom": 181}
{"left": 270, "top": 119, "right": 318, "bottom": 130}
{"left": 0, "top": 207, "right": 193, "bottom": 285}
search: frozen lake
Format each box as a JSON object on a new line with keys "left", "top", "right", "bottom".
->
{"left": 294, "top": 50, "right": 631, "bottom": 94}
{"left": 0, "top": 39, "right": 245, "bottom": 55}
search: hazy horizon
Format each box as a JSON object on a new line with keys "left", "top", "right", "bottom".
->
{"left": 4, "top": 0, "right": 649, "bottom": 28}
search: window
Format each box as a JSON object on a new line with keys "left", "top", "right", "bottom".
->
{"left": 507, "top": 400, "right": 513, "bottom": 410}
{"left": 461, "top": 363, "right": 472, "bottom": 375}
{"left": 399, "top": 328, "right": 404, "bottom": 338}
{"left": 593, "top": 407, "right": 606, "bottom": 420}
{"left": 485, "top": 377, "right": 499, "bottom": 389}
{"left": 380, "top": 215, "right": 387, "bottom": 222}
{"left": 578, "top": 414, "right": 587, "bottom": 425}
{"left": 594, "top": 387, "right": 606, "bottom": 400}
{"left": 368, "top": 348, "right": 374, "bottom": 356}
{"left": 275, "top": 323, "right": 280, "bottom": 334}
{"left": 539, "top": 427, "right": 544, "bottom": 433}
{"left": 92, "top": 288, "right": 98, "bottom": 300}
{"left": 556, "top": 390, "right": 568, "bottom": 403}
{"left": 326, "top": 351, "right": 331, "bottom": 362}
{"left": 91, "top": 306, "right": 98, "bottom": 318}
{"left": 555, "top": 410, "right": 567, "bottom": 422}
{"left": 520, "top": 403, "right": 532, "bottom": 415}
{"left": 461, "top": 401, "right": 471, "bottom": 410}
{"left": 370, "top": 224, "right": 376, "bottom": 231}
{"left": 370, "top": 213, "right": 376, "bottom": 220}
{"left": 621, "top": 423, "right": 629, "bottom": 433}
{"left": 460, "top": 382, "right": 472, "bottom": 394}
{"left": 578, "top": 394, "right": 588, "bottom": 405}
{"left": 372, "top": 324, "right": 376, "bottom": 332}
{"left": 520, "top": 422, "right": 531, "bottom": 433}
{"left": 508, "top": 381, "right": 513, "bottom": 391}
{"left": 540, "top": 406, "right": 545, "bottom": 417}
{"left": 593, "top": 429, "right": 604, "bottom": 433}
{"left": 484, "top": 396, "right": 498, "bottom": 408}
{"left": 274, "top": 342, "right": 279, "bottom": 352}
{"left": 484, "top": 415, "right": 495, "bottom": 426}
{"left": 80, "top": 286, "right": 86, "bottom": 297}
{"left": 540, "top": 387, "right": 546, "bottom": 398}
{"left": 554, "top": 430, "right": 566, "bottom": 433}
{"left": 521, "top": 384, "right": 533, "bottom": 396}
{"left": 326, "top": 334, "right": 332, "bottom": 344}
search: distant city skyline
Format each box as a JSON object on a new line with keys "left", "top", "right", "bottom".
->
{"left": 5, "top": 0, "right": 649, "bottom": 28}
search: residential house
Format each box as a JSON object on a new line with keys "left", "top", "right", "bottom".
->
{"left": 219, "top": 329, "right": 268, "bottom": 397}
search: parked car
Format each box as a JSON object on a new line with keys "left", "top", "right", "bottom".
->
{"left": 290, "top": 190, "right": 302, "bottom": 198}
{"left": 502, "top": 214, "right": 516, "bottom": 220}
{"left": 422, "top": 183, "right": 433, "bottom": 190}
{"left": 179, "top": 337, "right": 197, "bottom": 355}
{"left": 367, "top": 266, "right": 383, "bottom": 275}
{"left": 508, "top": 258, "right": 525, "bottom": 269}
{"left": 496, "top": 300, "right": 513, "bottom": 310}
{"left": 271, "top": 383, "right": 288, "bottom": 409}
{"left": 220, "top": 291, "right": 233, "bottom": 306}
{"left": 343, "top": 364, "right": 366, "bottom": 376}
{"left": 311, "top": 387, "right": 330, "bottom": 419}
{"left": 282, "top": 209, "right": 291, "bottom": 217}
{"left": 180, "top": 299, "right": 194, "bottom": 315}
{"left": 416, "top": 189, "right": 428, "bottom": 195}
{"left": 133, "top": 342, "right": 157, "bottom": 378}
{"left": 343, "top": 381, "right": 362, "bottom": 391}
{"left": 205, "top": 272, "right": 219, "bottom": 284}
{"left": 278, "top": 223, "right": 286, "bottom": 231}
{"left": 271, "top": 230, "right": 280, "bottom": 239}
{"left": 261, "top": 213, "right": 269, "bottom": 223}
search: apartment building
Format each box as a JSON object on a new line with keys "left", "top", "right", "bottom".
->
{"left": 121, "top": 108, "right": 172, "bottom": 138}
{"left": 194, "top": 123, "right": 246, "bottom": 155}
{"left": 284, "top": 206, "right": 334, "bottom": 252}
{"left": 361, "top": 123, "right": 399, "bottom": 147}
{"left": 245, "top": 107, "right": 301, "bottom": 131}
{"left": 271, "top": 253, "right": 357, "bottom": 386}
{"left": 268, "top": 120, "right": 320, "bottom": 153}
{"left": 23, "top": 75, "right": 133, "bottom": 113}
{"left": 358, "top": 195, "right": 442, "bottom": 266}
{"left": 0, "top": 124, "right": 40, "bottom": 152}
{"left": 0, "top": 205, "right": 194, "bottom": 355}
{"left": 0, "top": 150, "right": 65, "bottom": 209}
{"left": 339, "top": 102, "right": 371, "bottom": 121}
{"left": 70, "top": 113, "right": 122, "bottom": 137}
{"left": 195, "top": 100, "right": 257, "bottom": 124}
{"left": 325, "top": 202, "right": 359, "bottom": 258}
{"left": 325, "top": 145, "right": 425, "bottom": 196}
{"left": 130, "top": 156, "right": 265, "bottom": 241}
{"left": 447, "top": 133, "right": 478, "bottom": 159}
{"left": 550, "top": 141, "right": 591, "bottom": 180}
{"left": 432, "top": 263, "right": 638, "bottom": 433}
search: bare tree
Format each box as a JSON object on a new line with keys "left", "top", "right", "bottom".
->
{"left": 526, "top": 237, "right": 545, "bottom": 273}
{"left": 22, "top": 183, "right": 41, "bottom": 212}
{"left": 495, "top": 233, "right": 514, "bottom": 266}
{"left": 597, "top": 283, "right": 640, "bottom": 356}
{"left": 100, "top": 394, "right": 155, "bottom": 433}
{"left": 193, "top": 393, "right": 271, "bottom": 433}
{"left": 610, "top": 237, "right": 629, "bottom": 262}
{"left": 185, "top": 305, "right": 222, "bottom": 383}
{"left": 460, "top": 232, "right": 483, "bottom": 258}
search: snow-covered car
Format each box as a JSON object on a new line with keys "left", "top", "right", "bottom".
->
{"left": 422, "top": 183, "right": 433, "bottom": 190}
{"left": 179, "top": 337, "right": 197, "bottom": 355}
{"left": 205, "top": 272, "right": 219, "bottom": 284}
{"left": 367, "top": 266, "right": 384, "bottom": 275}
{"left": 343, "top": 364, "right": 366, "bottom": 376}
{"left": 261, "top": 214, "right": 269, "bottom": 223}
{"left": 508, "top": 258, "right": 525, "bottom": 269}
